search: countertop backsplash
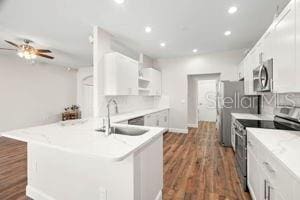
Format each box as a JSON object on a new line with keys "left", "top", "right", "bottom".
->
{"left": 260, "top": 93, "right": 300, "bottom": 116}
{"left": 104, "top": 96, "right": 156, "bottom": 116}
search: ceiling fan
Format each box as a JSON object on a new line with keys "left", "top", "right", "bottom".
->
{"left": 0, "top": 39, "right": 54, "bottom": 60}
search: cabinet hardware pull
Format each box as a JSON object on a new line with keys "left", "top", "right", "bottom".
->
{"left": 264, "top": 180, "right": 267, "bottom": 200}
{"left": 267, "top": 185, "right": 271, "bottom": 200}
{"left": 263, "top": 162, "right": 276, "bottom": 174}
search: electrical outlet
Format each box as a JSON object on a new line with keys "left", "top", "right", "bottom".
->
{"left": 99, "top": 187, "right": 107, "bottom": 200}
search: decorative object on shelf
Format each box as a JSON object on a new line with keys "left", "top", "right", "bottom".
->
{"left": 62, "top": 105, "right": 81, "bottom": 121}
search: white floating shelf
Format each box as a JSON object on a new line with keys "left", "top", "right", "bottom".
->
{"left": 138, "top": 88, "right": 150, "bottom": 92}
{"left": 138, "top": 77, "right": 150, "bottom": 82}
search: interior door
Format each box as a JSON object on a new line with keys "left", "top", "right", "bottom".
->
{"left": 197, "top": 80, "right": 217, "bottom": 122}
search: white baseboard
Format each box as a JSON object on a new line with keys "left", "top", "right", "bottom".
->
{"left": 155, "top": 190, "right": 162, "bottom": 200}
{"left": 168, "top": 128, "right": 188, "bottom": 134}
{"left": 187, "top": 124, "right": 198, "bottom": 128}
{"left": 27, "top": 185, "right": 55, "bottom": 200}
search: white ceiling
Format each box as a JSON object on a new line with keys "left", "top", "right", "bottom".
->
{"left": 0, "top": 0, "right": 290, "bottom": 67}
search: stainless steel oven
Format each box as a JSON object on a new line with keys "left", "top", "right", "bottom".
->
{"left": 253, "top": 59, "right": 273, "bottom": 92}
{"left": 234, "top": 120, "right": 248, "bottom": 191}
{"left": 234, "top": 107, "right": 300, "bottom": 192}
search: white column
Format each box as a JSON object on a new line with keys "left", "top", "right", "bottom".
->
{"left": 93, "top": 26, "right": 112, "bottom": 117}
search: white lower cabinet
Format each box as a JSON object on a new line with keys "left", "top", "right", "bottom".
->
{"left": 144, "top": 110, "right": 169, "bottom": 128}
{"left": 247, "top": 132, "right": 299, "bottom": 200}
{"left": 231, "top": 116, "right": 236, "bottom": 151}
{"left": 144, "top": 113, "right": 157, "bottom": 127}
{"left": 157, "top": 110, "right": 169, "bottom": 128}
{"left": 248, "top": 148, "right": 263, "bottom": 200}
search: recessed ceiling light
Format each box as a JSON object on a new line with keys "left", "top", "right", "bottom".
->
{"left": 160, "top": 42, "right": 166, "bottom": 47}
{"left": 224, "top": 31, "right": 232, "bottom": 36}
{"left": 145, "top": 26, "right": 152, "bottom": 33}
{"left": 193, "top": 49, "right": 198, "bottom": 53}
{"left": 114, "top": 0, "right": 125, "bottom": 4}
{"left": 228, "top": 6, "right": 238, "bottom": 14}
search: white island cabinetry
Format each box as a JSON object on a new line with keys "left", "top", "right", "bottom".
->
{"left": 3, "top": 120, "right": 165, "bottom": 200}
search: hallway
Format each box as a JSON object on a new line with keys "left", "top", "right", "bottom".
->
{"left": 163, "top": 122, "right": 251, "bottom": 200}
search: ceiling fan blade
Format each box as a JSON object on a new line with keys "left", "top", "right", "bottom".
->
{"left": 5, "top": 40, "right": 19, "bottom": 48}
{"left": 37, "top": 49, "right": 52, "bottom": 53}
{"left": 36, "top": 53, "right": 54, "bottom": 59}
{"left": 0, "top": 48, "right": 17, "bottom": 51}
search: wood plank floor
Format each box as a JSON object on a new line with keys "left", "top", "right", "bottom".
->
{"left": 163, "top": 122, "right": 251, "bottom": 200}
{"left": 0, "top": 121, "right": 251, "bottom": 200}
{"left": 0, "top": 137, "right": 27, "bottom": 200}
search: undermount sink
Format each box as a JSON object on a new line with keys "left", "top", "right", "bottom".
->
{"left": 96, "top": 126, "right": 149, "bottom": 136}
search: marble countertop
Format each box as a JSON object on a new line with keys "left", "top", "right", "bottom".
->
{"left": 247, "top": 128, "right": 300, "bottom": 182}
{"left": 1, "top": 107, "right": 169, "bottom": 161}
{"left": 231, "top": 113, "right": 273, "bottom": 120}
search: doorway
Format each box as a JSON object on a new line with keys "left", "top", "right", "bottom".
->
{"left": 187, "top": 73, "right": 220, "bottom": 128}
{"left": 197, "top": 80, "right": 217, "bottom": 122}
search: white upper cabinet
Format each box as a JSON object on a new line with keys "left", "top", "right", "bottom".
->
{"left": 238, "top": 0, "right": 300, "bottom": 93}
{"left": 141, "top": 68, "right": 162, "bottom": 96}
{"left": 296, "top": 0, "right": 300, "bottom": 91}
{"left": 244, "top": 49, "right": 257, "bottom": 95}
{"left": 238, "top": 60, "right": 244, "bottom": 80}
{"left": 273, "top": 0, "right": 296, "bottom": 93}
{"left": 104, "top": 52, "right": 139, "bottom": 96}
{"left": 262, "top": 27, "right": 275, "bottom": 60}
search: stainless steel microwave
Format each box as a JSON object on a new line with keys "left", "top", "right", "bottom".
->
{"left": 253, "top": 59, "right": 273, "bottom": 92}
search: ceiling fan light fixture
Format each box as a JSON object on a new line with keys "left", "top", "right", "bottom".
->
{"left": 17, "top": 49, "right": 37, "bottom": 60}
{"left": 17, "top": 51, "right": 24, "bottom": 58}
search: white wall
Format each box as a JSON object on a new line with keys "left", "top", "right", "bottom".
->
{"left": 157, "top": 49, "right": 244, "bottom": 132}
{"left": 77, "top": 67, "right": 93, "bottom": 118}
{"left": 0, "top": 55, "right": 77, "bottom": 132}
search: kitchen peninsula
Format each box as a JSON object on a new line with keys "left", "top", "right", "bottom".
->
{"left": 2, "top": 114, "right": 166, "bottom": 200}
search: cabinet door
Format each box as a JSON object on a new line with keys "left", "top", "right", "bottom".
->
{"left": 150, "top": 70, "right": 162, "bottom": 96}
{"left": 144, "top": 114, "right": 156, "bottom": 127}
{"left": 154, "top": 70, "right": 162, "bottom": 96}
{"left": 253, "top": 43, "right": 262, "bottom": 68}
{"left": 296, "top": 0, "right": 300, "bottom": 91}
{"left": 104, "top": 53, "right": 139, "bottom": 96}
{"left": 116, "top": 55, "right": 138, "bottom": 95}
{"left": 247, "top": 148, "right": 263, "bottom": 200}
{"left": 243, "top": 56, "right": 250, "bottom": 95}
{"left": 158, "top": 111, "right": 169, "bottom": 128}
{"left": 238, "top": 61, "right": 244, "bottom": 80}
{"left": 293, "top": 181, "right": 300, "bottom": 200}
{"left": 273, "top": 0, "right": 296, "bottom": 93}
{"left": 244, "top": 52, "right": 256, "bottom": 95}
{"left": 231, "top": 117, "right": 235, "bottom": 150}
{"left": 262, "top": 28, "right": 275, "bottom": 60}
